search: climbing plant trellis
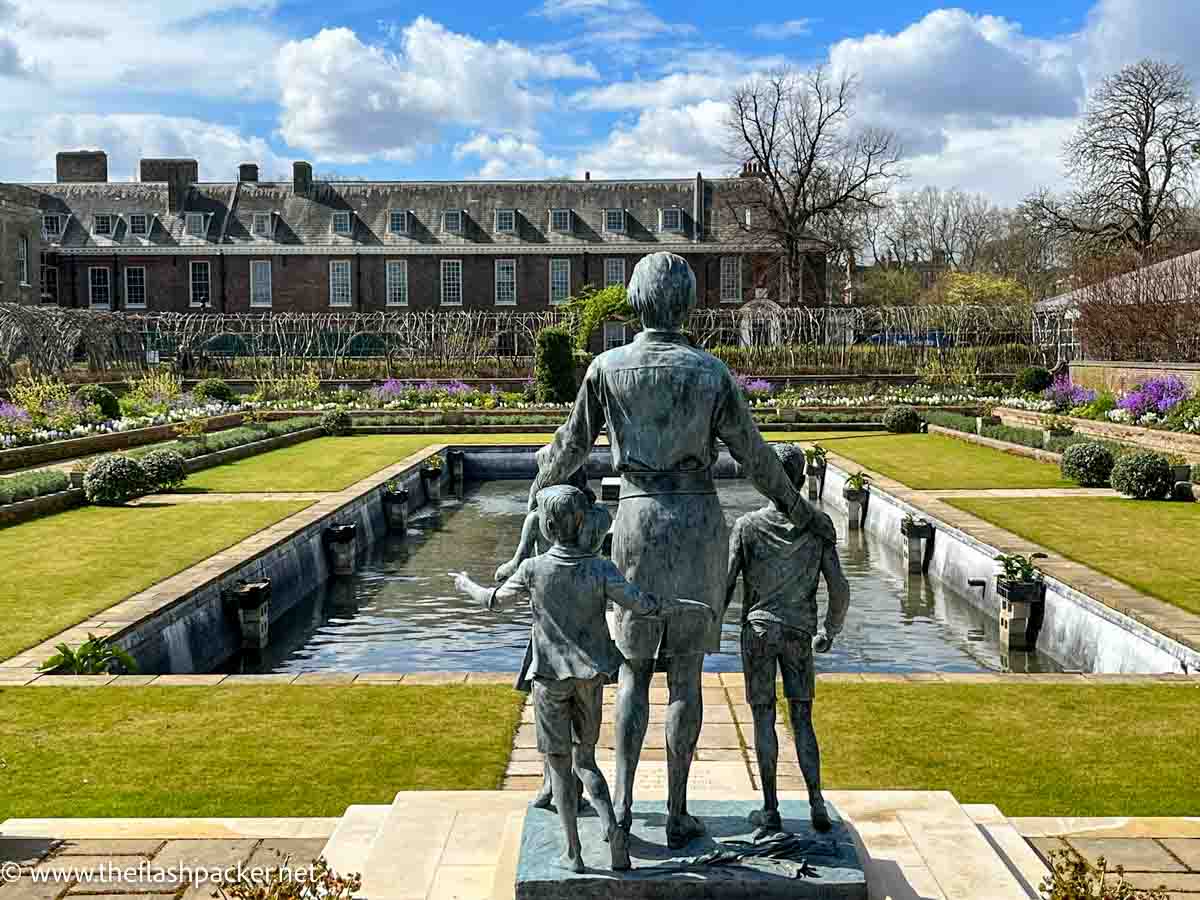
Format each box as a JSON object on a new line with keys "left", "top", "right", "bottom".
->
{"left": 0, "top": 303, "right": 1075, "bottom": 385}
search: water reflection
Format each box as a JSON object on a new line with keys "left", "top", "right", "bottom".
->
{"left": 241, "top": 480, "right": 1063, "bottom": 675}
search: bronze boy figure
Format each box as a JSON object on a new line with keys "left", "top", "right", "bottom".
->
{"left": 724, "top": 444, "right": 850, "bottom": 834}
{"left": 454, "top": 485, "right": 700, "bottom": 872}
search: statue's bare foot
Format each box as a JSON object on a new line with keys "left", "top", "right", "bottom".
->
{"left": 748, "top": 808, "right": 783, "bottom": 833}
{"left": 616, "top": 808, "right": 632, "bottom": 832}
{"left": 810, "top": 795, "right": 832, "bottom": 833}
{"left": 609, "top": 825, "right": 631, "bottom": 871}
{"left": 666, "top": 813, "right": 706, "bottom": 849}
{"left": 558, "top": 851, "right": 585, "bottom": 874}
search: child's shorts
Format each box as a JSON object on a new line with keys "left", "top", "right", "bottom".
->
{"left": 741, "top": 620, "right": 815, "bottom": 706}
{"left": 532, "top": 674, "right": 605, "bottom": 755}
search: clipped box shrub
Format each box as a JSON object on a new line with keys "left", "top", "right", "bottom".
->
{"left": 1013, "top": 366, "right": 1052, "bottom": 394}
{"left": 193, "top": 378, "right": 237, "bottom": 405}
{"left": 74, "top": 384, "right": 121, "bottom": 421}
{"left": 140, "top": 448, "right": 187, "bottom": 492}
{"left": 882, "top": 405, "right": 923, "bottom": 434}
{"left": 534, "top": 327, "right": 577, "bottom": 403}
{"left": 1110, "top": 450, "right": 1174, "bottom": 500}
{"left": 321, "top": 408, "right": 353, "bottom": 436}
{"left": 83, "top": 454, "right": 148, "bottom": 505}
{"left": 1060, "top": 441, "right": 1115, "bottom": 487}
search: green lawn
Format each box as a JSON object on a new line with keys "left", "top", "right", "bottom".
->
{"left": 0, "top": 683, "right": 1194, "bottom": 818}
{"left": 802, "top": 432, "right": 1073, "bottom": 490}
{"left": 946, "top": 496, "right": 1200, "bottom": 614}
{"left": 0, "top": 500, "right": 311, "bottom": 660}
{"left": 183, "top": 434, "right": 555, "bottom": 492}
{"left": 0, "top": 685, "right": 524, "bottom": 818}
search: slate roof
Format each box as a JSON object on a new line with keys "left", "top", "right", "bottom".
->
{"left": 22, "top": 176, "right": 820, "bottom": 254}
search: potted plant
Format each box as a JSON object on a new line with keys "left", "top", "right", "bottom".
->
{"left": 842, "top": 471, "right": 870, "bottom": 503}
{"left": 994, "top": 552, "right": 1048, "bottom": 603}
{"left": 900, "top": 514, "right": 934, "bottom": 541}
{"left": 804, "top": 444, "right": 828, "bottom": 499}
{"left": 421, "top": 454, "right": 444, "bottom": 501}
{"left": 381, "top": 479, "right": 410, "bottom": 531}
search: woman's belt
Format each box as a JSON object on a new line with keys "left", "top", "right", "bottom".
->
{"left": 619, "top": 469, "right": 716, "bottom": 499}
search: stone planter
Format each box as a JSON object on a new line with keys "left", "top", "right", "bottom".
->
{"left": 324, "top": 523, "right": 359, "bottom": 576}
{"left": 806, "top": 459, "right": 826, "bottom": 501}
{"left": 421, "top": 465, "right": 442, "bottom": 502}
{"left": 228, "top": 579, "right": 271, "bottom": 651}
{"left": 997, "top": 578, "right": 1046, "bottom": 650}
{"left": 842, "top": 485, "right": 867, "bottom": 531}
{"left": 900, "top": 518, "right": 934, "bottom": 575}
{"left": 69, "top": 470, "right": 85, "bottom": 489}
{"left": 381, "top": 487, "right": 410, "bottom": 533}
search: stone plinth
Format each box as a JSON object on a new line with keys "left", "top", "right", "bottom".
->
{"left": 515, "top": 799, "right": 865, "bottom": 899}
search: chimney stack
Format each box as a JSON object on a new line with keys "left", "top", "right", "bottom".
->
{"left": 293, "top": 161, "right": 312, "bottom": 196}
{"left": 739, "top": 160, "right": 765, "bottom": 178}
{"left": 239, "top": 163, "right": 259, "bottom": 183}
{"left": 56, "top": 150, "right": 108, "bottom": 183}
{"left": 140, "top": 158, "right": 199, "bottom": 213}
{"left": 584, "top": 171, "right": 590, "bottom": 181}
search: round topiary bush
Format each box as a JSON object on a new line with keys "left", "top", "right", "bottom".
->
{"left": 193, "top": 378, "right": 237, "bottom": 405}
{"left": 74, "top": 384, "right": 121, "bottom": 421}
{"left": 882, "top": 405, "right": 923, "bottom": 434}
{"left": 321, "top": 408, "right": 352, "bottom": 436}
{"left": 1014, "top": 366, "right": 1052, "bottom": 394}
{"left": 1110, "top": 450, "right": 1174, "bottom": 500}
{"left": 534, "top": 327, "right": 577, "bottom": 404}
{"left": 1060, "top": 441, "right": 1115, "bottom": 487}
{"left": 83, "top": 454, "right": 148, "bottom": 505}
{"left": 140, "top": 448, "right": 187, "bottom": 492}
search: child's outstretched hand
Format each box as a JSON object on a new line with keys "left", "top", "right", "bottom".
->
{"left": 450, "top": 571, "right": 474, "bottom": 593}
{"left": 812, "top": 630, "right": 833, "bottom": 653}
{"left": 665, "top": 598, "right": 717, "bottom": 621}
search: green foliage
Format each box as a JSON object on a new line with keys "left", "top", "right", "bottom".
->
{"left": 140, "top": 449, "right": 187, "bottom": 492}
{"left": 845, "top": 471, "right": 871, "bottom": 492}
{"left": 534, "top": 327, "right": 577, "bottom": 403}
{"left": 174, "top": 417, "right": 208, "bottom": 445}
{"left": 253, "top": 366, "right": 323, "bottom": 404}
{"left": 122, "top": 370, "right": 183, "bottom": 417}
{"left": 882, "top": 404, "right": 923, "bottom": 433}
{"left": 995, "top": 552, "right": 1046, "bottom": 583}
{"left": 320, "top": 408, "right": 353, "bottom": 436}
{"left": 858, "top": 267, "right": 921, "bottom": 306}
{"left": 1040, "top": 848, "right": 1168, "bottom": 900}
{"left": 564, "top": 283, "right": 635, "bottom": 351}
{"left": 423, "top": 454, "right": 444, "bottom": 471}
{"left": 934, "top": 271, "right": 1031, "bottom": 305}
{"left": 805, "top": 444, "right": 828, "bottom": 464}
{"left": 193, "top": 377, "right": 238, "bottom": 405}
{"left": 923, "top": 410, "right": 980, "bottom": 433}
{"left": 1039, "top": 414, "right": 1075, "bottom": 435}
{"left": 39, "top": 632, "right": 138, "bottom": 675}
{"left": 1111, "top": 451, "right": 1175, "bottom": 500}
{"left": 130, "top": 417, "right": 314, "bottom": 461}
{"left": 10, "top": 376, "right": 79, "bottom": 430}
{"left": 1072, "top": 389, "right": 1118, "bottom": 420}
{"left": 1014, "top": 366, "right": 1053, "bottom": 394}
{"left": 83, "top": 455, "right": 148, "bottom": 505}
{"left": 74, "top": 384, "right": 121, "bottom": 420}
{"left": 215, "top": 856, "right": 361, "bottom": 900}
{"left": 1060, "top": 442, "right": 1116, "bottom": 487}
{"left": 0, "top": 469, "right": 70, "bottom": 505}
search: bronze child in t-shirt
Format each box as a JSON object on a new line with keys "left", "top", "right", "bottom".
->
{"left": 724, "top": 443, "right": 850, "bottom": 833}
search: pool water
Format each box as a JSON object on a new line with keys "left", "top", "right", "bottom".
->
{"left": 240, "top": 480, "right": 1063, "bottom": 675}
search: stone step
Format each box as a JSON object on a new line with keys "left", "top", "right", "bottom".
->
{"left": 320, "top": 805, "right": 390, "bottom": 882}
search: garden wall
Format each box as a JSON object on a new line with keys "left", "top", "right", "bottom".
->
{"left": 995, "top": 406, "right": 1200, "bottom": 461}
{"left": 1070, "top": 361, "right": 1200, "bottom": 394}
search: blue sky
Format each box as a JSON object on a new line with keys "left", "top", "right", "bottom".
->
{"left": 1, "top": 0, "right": 1197, "bottom": 204}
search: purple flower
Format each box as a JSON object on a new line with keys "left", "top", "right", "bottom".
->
{"left": 1117, "top": 376, "right": 1189, "bottom": 418}
{"left": 1043, "top": 374, "right": 1095, "bottom": 410}
{"left": 0, "top": 402, "right": 31, "bottom": 426}
{"left": 735, "top": 374, "right": 774, "bottom": 396}
{"left": 444, "top": 380, "right": 473, "bottom": 396}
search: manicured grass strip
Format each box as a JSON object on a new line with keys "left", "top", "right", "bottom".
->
{"left": 0, "top": 500, "right": 312, "bottom": 660}
{"left": 184, "top": 434, "right": 555, "bottom": 493}
{"left": 0, "top": 685, "right": 524, "bottom": 818}
{"left": 945, "top": 496, "right": 1200, "bottom": 615}
{"left": 805, "top": 432, "right": 1073, "bottom": 489}
{"left": 815, "top": 684, "right": 1200, "bottom": 817}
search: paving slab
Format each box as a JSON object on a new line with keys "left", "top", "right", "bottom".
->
{"left": 1160, "top": 838, "right": 1200, "bottom": 870}
{"left": 0, "top": 840, "right": 59, "bottom": 867}
{"left": 150, "top": 840, "right": 260, "bottom": 870}
{"left": 0, "top": 877, "right": 72, "bottom": 900}
{"left": 1064, "top": 838, "right": 1186, "bottom": 872}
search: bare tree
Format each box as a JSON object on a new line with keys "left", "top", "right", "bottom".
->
{"left": 1025, "top": 59, "right": 1200, "bottom": 259}
{"left": 725, "top": 66, "right": 903, "bottom": 306}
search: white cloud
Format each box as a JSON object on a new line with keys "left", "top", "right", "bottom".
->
{"left": 1080, "top": 0, "right": 1200, "bottom": 85}
{"left": 453, "top": 133, "right": 568, "bottom": 179}
{"left": 535, "top": 0, "right": 694, "bottom": 45}
{"left": 751, "top": 19, "right": 812, "bottom": 41}
{"left": 275, "top": 19, "right": 597, "bottom": 163}
{"left": 572, "top": 72, "right": 732, "bottom": 111}
{"left": 0, "top": 113, "right": 290, "bottom": 182}
{"left": 573, "top": 100, "right": 729, "bottom": 179}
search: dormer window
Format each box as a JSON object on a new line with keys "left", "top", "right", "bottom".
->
{"left": 604, "top": 209, "right": 625, "bottom": 233}
{"left": 389, "top": 210, "right": 409, "bottom": 234}
{"left": 331, "top": 211, "right": 352, "bottom": 235}
{"left": 252, "top": 213, "right": 272, "bottom": 238}
{"left": 129, "top": 213, "right": 149, "bottom": 237}
{"left": 443, "top": 209, "right": 463, "bottom": 233}
{"left": 549, "top": 208, "right": 572, "bottom": 233}
{"left": 93, "top": 214, "right": 114, "bottom": 237}
{"left": 495, "top": 209, "right": 516, "bottom": 233}
{"left": 660, "top": 207, "right": 683, "bottom": 233}
{"left": 185, "top": 213, "right": 207, "bottom": 238}
{"left": 42, "top": 215, "right": 61, "bottom": 239}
